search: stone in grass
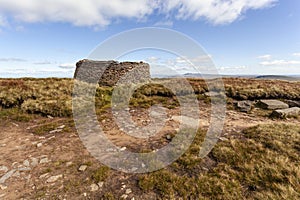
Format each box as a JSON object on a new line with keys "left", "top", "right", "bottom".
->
{"left": 271, "top": 107, "right": 300, "bottom": 118}
{"left": 90, "top": 183, "right": 99, "bottom": 192}
{"left": 46, "top": 174, "right": 63, "bottom": 183}
{"left": 236, "top": 100, "right": 253, "bottom": 112}
{"left": 256, "top": 100, "right": 289, "bottom": 110}
{"left": 78, "top": 165, "right": 88, "bottom": 172}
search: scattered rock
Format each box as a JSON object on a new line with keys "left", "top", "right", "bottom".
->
{"left": 90, "top": 183, "right": 99, "bottom": 192}
{"left": 121, "top": 194, "right": 128, "bottom": 199}
{"left": 256, "top": 100, "right": 289, "bottom": 110}
{"left": 166, "top": 134, "right": 172, "bottom": 140}
{"left": 204, "top": 91, "right": 223, "bottom": 97}
{"left": 18, "top": 167, "right": 31, "bottom": 171}
{"left": 0, "top": 184, "right": 7, "bottom": 190}
{"left": 78, "top": 165, "right": 88, "bottom": 172}
{"left": 39, "top": 173, "right": 49, "bottom": 179}
{"left": 46, "top": 174, "right": 63, "bottom": 183}
{"left": 119, "top": 147, "right": 127, "bottom": 151}
{"left": 97, "top": 182, "right": 104, "bottom": 188}
{"left": 23, "top": 160, "right": 30, "bottom": 167}
{"left": 271, "top": 107, "right": 300, "bottom": 118}
{"left": 30, "top": 157, "right": 39, "bottom": 167}
{"left": 125, "top": 189, "right": 132, "bottom": 194}
{"left": 39, "top": 158, "right": 49, "bottom": 164}
{"left": 0, "top": 169, "right": 16, "bottom": 184}
{"left": 66, "top": 162, "right": 73, "bottom": 167}
{"left": 37, "top": 143, "right": 43, "bottom": 148}
{"left": 236, "top": 100, "right": 252, "bottom": 112}
{"left": 285, "top": 100, "right": 300, "bottom": 108}
{"left": 49, "top": 129, "right": 63, "bottom": 134}
{"left": 58, "top": 125, "right": 66, "bottom": 129}
{"left": 0, "top": 166, "right": 8, "bottom": 173}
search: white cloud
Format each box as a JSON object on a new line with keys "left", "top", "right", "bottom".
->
{"left": 0, "top": 0, "right": 277, "bottom": 27}
{"left": 0, "top": 57, "right": 27, "bottom": 62}
{"left": 293, "top": 53, "right": 300, "bottom": 57}
{"left": 161, "top": 0, "right": 277, "bottom": 25}
{"left": 154, "top": 20, "right": 173, "bottom": 27}
{"left": 59, "top": 63, "right": 75, "bottom": 69}
{"left": 260, "top": 60, "right": 300, "bottom": 66}
{"left": 258, "top": 54, "right": 272, "bottom": 60}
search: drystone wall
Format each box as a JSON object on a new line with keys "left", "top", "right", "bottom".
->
{"left": 74, "top": 59, "right": 151, "bottom": 86}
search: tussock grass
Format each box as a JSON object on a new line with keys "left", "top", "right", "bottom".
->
{"left": 138, "top": 124, "right": 300, "bottom": 199}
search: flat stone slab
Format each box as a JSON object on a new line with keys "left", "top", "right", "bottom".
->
{"left": 271, "top": 107, "right": 300, "bottom": 118}
{"left": 256, "top": 100, "right": 289, "bottom": 110}
{"left": 285, "top": 100, "right": 300, "bottom": 108}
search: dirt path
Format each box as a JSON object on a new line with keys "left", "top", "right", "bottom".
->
{"left": 0, "top": 104, "right": 299, "bottom": 199}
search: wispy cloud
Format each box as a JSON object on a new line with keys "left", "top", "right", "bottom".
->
{"left": 58, "top": 63, "right": 75, "bottom": 69}
{"left": 0, "top": 57, "right": 27, "bottom": 62}
{"left": 33, "top": 61, "right": 52, "bottom": 65}
{"left": 292, "top": 53, "right": 300, "bottom": 57}
{"left": 0, "top": 0, "right": 277, "bottom": 27}
{"left": 154, "top": 20, "right": 173, "bottom": 27}
{"left": 260, "top": 59, "right": 300, "bottom": 66}
{"left": 258, "top": 54, "right": 272, "bottom": 60}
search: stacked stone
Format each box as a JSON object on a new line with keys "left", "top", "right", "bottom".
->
{"left": 74, "top": 59, "right": 151, "bottom": 86}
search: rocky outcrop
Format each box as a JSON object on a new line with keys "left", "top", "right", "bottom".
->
{"left": 74, "top": 59, "right": 151, "bottom": 86}
{"left": 256, "top": 100, "right": 289, "bottom": 110}
{"left": 271, "top": 107, "right": 300, "bottom": 118}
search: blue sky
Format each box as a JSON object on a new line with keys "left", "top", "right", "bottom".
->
{"left": 0, "top": 0, "right": 299, "bottom": 77}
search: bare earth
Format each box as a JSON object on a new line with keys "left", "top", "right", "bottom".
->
{"left": 0, "top": 100, "right": 299, "bottom": 199}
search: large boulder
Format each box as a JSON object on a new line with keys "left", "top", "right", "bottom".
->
{"left": 256, "top": 100, "right": 289, "bottom": 110}
{"left": 74, "top": 59, "right": 151, "bottom": 86}
{"left": 235, "top": 100, "right": 252, "bottom": 112}
{"left": 271, "top": 107, "right": 300, "bottom": 118}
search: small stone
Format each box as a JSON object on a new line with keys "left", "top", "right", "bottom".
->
{"left": 219, "top": 137, "right": 228, "bottom": 141}
{"left": 57, "top": 125, "right": 65, "bottom": 129}
{"left": 0, "top": 169, "right": 16, "bottom": 184}
{"left": 31, "top": 158, "right": 39, "bottom": 167}
{"left": 47, "top": 115, "right": 54, "bottom": 119}
{"left": 78, "top": 165, "right": 88, "bottom": 172}
{"left": 0, "top": 166, "right": 8, "bottom": 173}
{"left": 18, "top": 167, "right": 31, "bottom": 171}
{"left": 121, "top": 194, "right": 128, "bottom": 199}
{"left": 131, "top": 198, "right": 135, "bottom": 200}
{"left": 166, "top": 134, "right": 172, "bottom": 140}
{"left": 39, "top": 173, "right": 49, "bottom": 179}
{"left": 83, "top": 193, "right": 87, "bottom": 197}
{"left": 125, "top": 189, "right": 132, "bottom": 194}
{"left": 46, "top": 174, "right": 63, "bottom": 183}
{"left": 0, "top": 184, "right": 7, "bottom": 190}
{"left": 39, "top": 158, "right": 49, "bottom": 164}
{"left": 37, "top": 143, "right": 43, "bottom": 148}
{"left": 23, "top": 160, "right": 30, "bottom": 167}
{"left": 90, "top": 183, "right": 99, "bottom": 192}
{"left": 66, "top": 162, "right": 73, "bottom": 167}
{"left": 97, "top": 182, "right": 104, "bottom": 188}
{"left": 0, "top": 144, "right": 6, "bottom": 147}
{"left": 120, "top": 147, "right": 127, "bottom": 151}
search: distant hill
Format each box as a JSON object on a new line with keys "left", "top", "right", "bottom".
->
{"left": 255, "top": 75, "right": 300, "bottom": 81}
